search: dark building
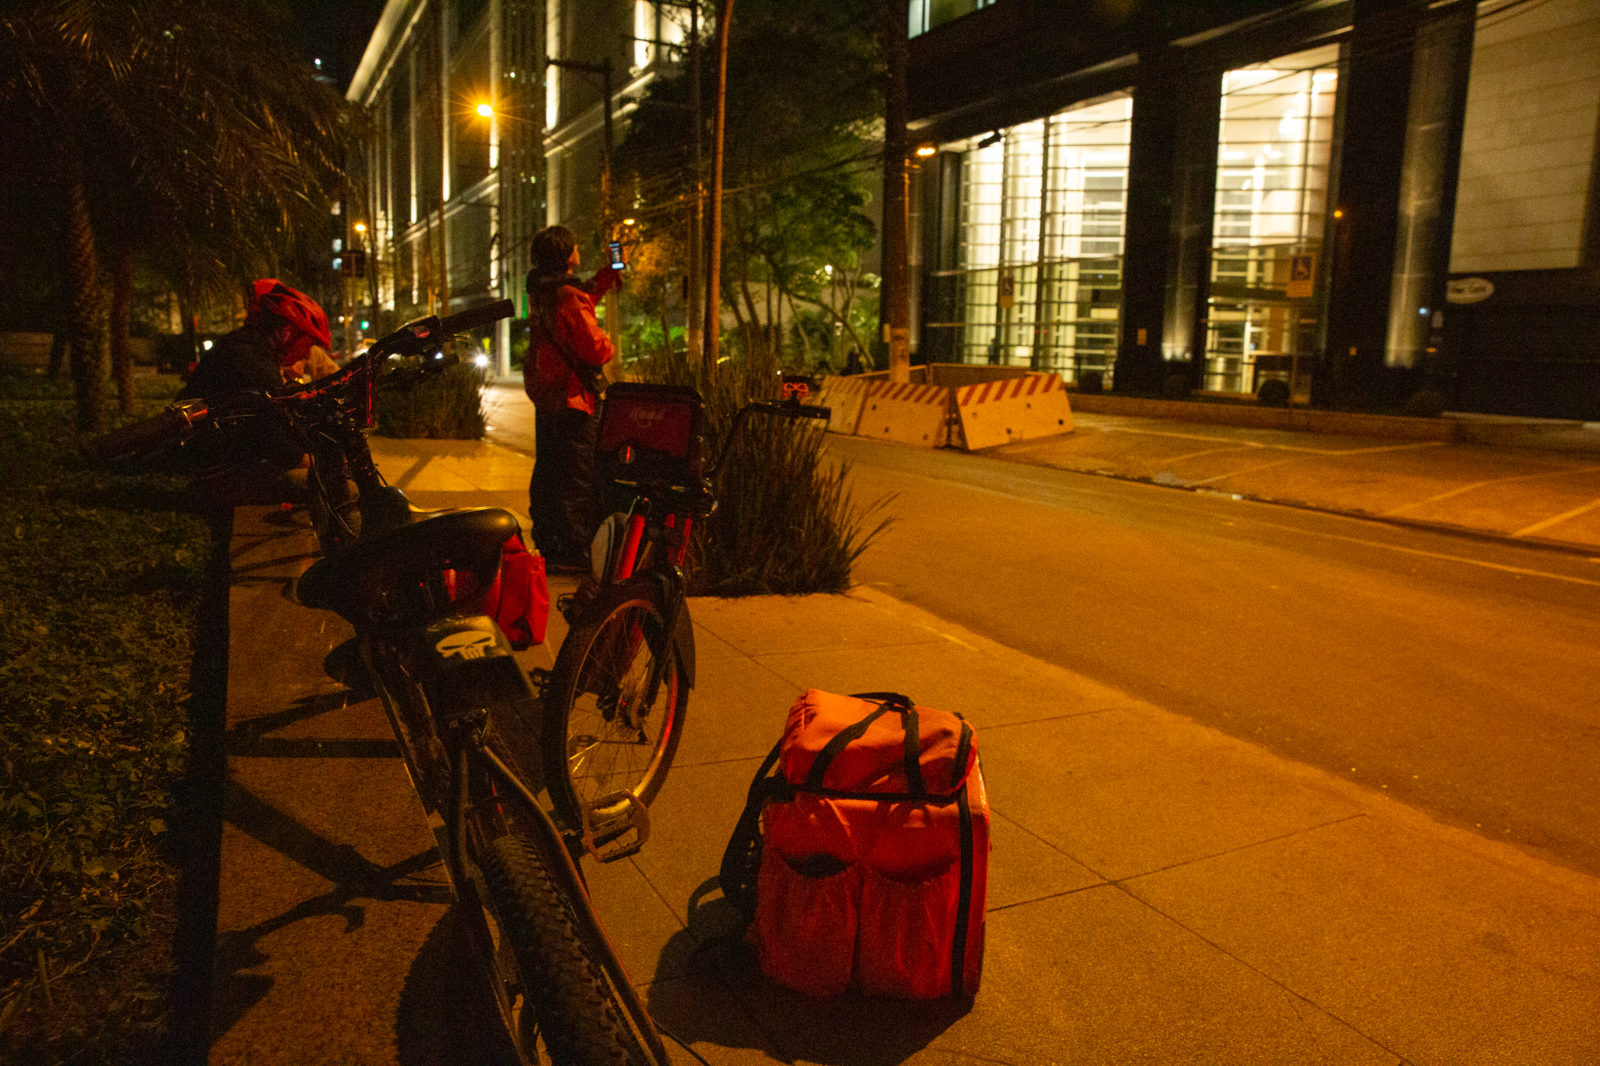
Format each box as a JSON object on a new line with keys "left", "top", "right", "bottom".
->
{"left": 905, "top": 0, "right": 1600, "bottom": 418}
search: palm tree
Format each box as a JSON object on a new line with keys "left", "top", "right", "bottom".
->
{"left": 0, "top": 0, "right": 352, "bottom": 432}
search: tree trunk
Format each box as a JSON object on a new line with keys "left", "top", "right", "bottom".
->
{"left": 179, "top": 287, "right": 199, "bottom": 376}
{"left": 110, "top": 244, "right": 135, "bottom": 413}
{"left": 788, "top": 294, "right": 814, "bottom": 364}
{"left": 740, "top": 275, "right": 763, "bottom": 356}
{"left": 791, "top": 290, "right": 867, "bottom": 358}
{"left": 64, "top": 164, "right": 108, "bottom": 434}
{"left": 48, "top": 284, "right": 70, "bottom": 378}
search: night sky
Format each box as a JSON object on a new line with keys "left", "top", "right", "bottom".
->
{"left": 282, "top": 0, "right": 387, "bottom": 90}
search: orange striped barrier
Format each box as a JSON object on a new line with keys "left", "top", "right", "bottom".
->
{"left": 856, "top": 380, "right": 953, "bottom": 447}
{"left": 951, "top": 373, "right": 1073, "bottom": 450}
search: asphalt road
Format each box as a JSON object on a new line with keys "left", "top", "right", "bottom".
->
{"left": 481, "top": 384, "right": 1600, "bottom": 878}
{"left": 826, "top": 434, "right": 1600, "bottom": 879}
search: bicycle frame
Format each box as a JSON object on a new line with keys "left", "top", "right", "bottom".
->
{"left": 94, "top": 301, "right": 670, "bottom": 1063}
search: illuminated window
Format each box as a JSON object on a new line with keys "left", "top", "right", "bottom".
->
{"left": 951, "top": 95, "right": 1132, "bottom": 379}
{"left": 911, "top": 0, "right": 996, "bottom": 37}
{"left": 634, "top": 1, "right": 654, "bottom": 71}
{"left": 1205, "top": 45, "right": 1338, "bottom": 394}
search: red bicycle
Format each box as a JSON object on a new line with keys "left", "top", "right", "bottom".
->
{"left": 536, "top": 378, "right": 830, "bottom": 841}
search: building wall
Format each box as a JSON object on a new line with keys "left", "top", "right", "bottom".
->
{"left": 1450, "top": 0, "right": 1600, "bottom": 273}
{"left": 907, "top": 0, "right": 1600, "bottom": 418}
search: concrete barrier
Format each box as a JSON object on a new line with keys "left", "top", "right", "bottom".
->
{"left": 951, "top": 373, "right": 1075, "bottom": 450}
{"left": 856, "top": 380, "right": 952, "bottom": 447}
{"left": 816, "top": 374, "right": 871, "bottom": 435}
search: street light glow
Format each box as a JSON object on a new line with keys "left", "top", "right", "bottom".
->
{"left": 476, "top": 102, "right": 494, "bottom": 118}
{"left": 915, "top": 144, "right": 937, "bottom": 157}
{"left": 354, "top": 222, "right": 367, "bottom": 233}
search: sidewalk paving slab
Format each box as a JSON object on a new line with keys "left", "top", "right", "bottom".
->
{"left": 207, "top": 432, "right": 1600, "bottom": 1064}
{"left": 995, "top": 413, "right": 1600, "bottom": 554}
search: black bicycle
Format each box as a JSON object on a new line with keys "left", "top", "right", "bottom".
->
{"left": 538, "top": 378, "right": 830, "bottom": 837}
{"left": 94, "top": 302, "right": 667, "bottom": 1065}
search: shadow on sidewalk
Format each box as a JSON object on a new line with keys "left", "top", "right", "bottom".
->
{"left": 645, "top": 878, "right": 972, "bottom": 1064}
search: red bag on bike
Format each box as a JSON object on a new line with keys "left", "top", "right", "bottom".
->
{"left": 721, "top": 690, "right": 989, "bottom": 999}
{"left": 476, "top": 534, "right": 549, "bottom": 649}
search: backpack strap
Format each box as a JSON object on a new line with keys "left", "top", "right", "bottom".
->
{"left": 839, "top": 692, "right": 925, "bottom": 797}
{"left": 719, "top": 737, "right": 787, "bottom": 920}
{"left": 530, "top": 319, "right": 606, "bottom": 398}
{"left": 950, "top": 776, "right": 976, "bottom": 998}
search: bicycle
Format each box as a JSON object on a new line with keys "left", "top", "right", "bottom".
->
{"left": 93, "top": 303, "right": 669, "bottom": 1066}
{"left": 538, "top": 377, "right": 831, "bottom": 838}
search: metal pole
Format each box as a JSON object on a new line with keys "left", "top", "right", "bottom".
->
{"left": 703, "top": 0, "right": 733, "bottom": 382}
{"left": 881, "top": 0, "right": 910, "bottom": 383}
{"left": 685, "top": 0, "right": 703, "bottom": 365}
{"left": 602, "top": 58, "right": 619, "bottom": 358}
{"left": 436, "top": 9, "right": 451, "bottom": 315}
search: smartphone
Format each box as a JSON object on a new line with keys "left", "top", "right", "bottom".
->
{"left": 607, "top": 241, "right": 627, "bottom": 270}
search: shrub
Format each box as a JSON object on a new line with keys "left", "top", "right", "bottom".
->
{"left": 1077, "top": 369, "right": 1104, "bottom": 394}
{"left": 375, "top": 360, "right": 486, "bottom": 439}
{"left": 647, "top": 348, "right": 892, "bottom": 595}
{"left": 1257, "top": 378, "right": 1291, "bottom": 407}
{"left": 1403, "top": 388, "right": 1445, "bottom": 418}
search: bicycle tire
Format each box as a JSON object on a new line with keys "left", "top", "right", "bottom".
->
{"left": 542, "top": 576, "right": 687, "bottom": 829}
{"left": 477, "top": 832, "right": 659, "bottom": 1065}
{"left": 306, "top": 448, "right": 360, "bottom": 553}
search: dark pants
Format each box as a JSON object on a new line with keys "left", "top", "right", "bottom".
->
{"left": 529, "top": 405, "right": 599, "bottom": 563}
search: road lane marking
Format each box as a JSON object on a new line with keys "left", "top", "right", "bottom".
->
{"left": 1099, "top": 426, "right": 1448, "bottom": 457}
{"left": 1515, "top": 496, "right": 1600, "bottom": 538}
{"left": 1187, "top": 457, "right": 1303, "bottom": 485}
{"left": 1382, "top": 479, "right": 1498, "bottom": 515}
{"left": 1386, "top": 463, "right": 1600, "bottom": 517}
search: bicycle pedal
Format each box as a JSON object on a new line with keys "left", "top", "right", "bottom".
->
{"left": 581, "top": 789, "right": 651, "bottom": 863}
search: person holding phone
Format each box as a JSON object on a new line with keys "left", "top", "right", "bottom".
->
{"left": 523, "top": 225, "right": 625, "bottom": 572}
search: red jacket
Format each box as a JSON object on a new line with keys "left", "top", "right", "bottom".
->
{"left": 523, "top": 281, "right": 613, "bottom": 414}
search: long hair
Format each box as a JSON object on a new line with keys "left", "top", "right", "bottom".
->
{"left": 526, "top": 225, "right": 579, "bottom": 334}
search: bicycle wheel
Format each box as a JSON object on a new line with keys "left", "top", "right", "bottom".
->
{"left": 473, "top": 832, "right": 660, "bottom": 1065}
{"left": 542, "top": 576, "right": 687, "bottom": 829}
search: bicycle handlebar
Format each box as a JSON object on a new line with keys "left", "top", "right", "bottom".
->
{"left": 439, "top": 298, "right": 515, "bottom": 336}
{"left": 89, "top": 299, "right": 517, "bottom": 463}
{"left": 746, "top": 398, "right": 832, "bottom": 421}
{"left": 88, "top": 399, "right": 210, "bottom": 462}
{"left": 703, "top": 395, "right": 832, "bottom": 482}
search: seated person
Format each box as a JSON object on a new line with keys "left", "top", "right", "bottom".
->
{"left": 180, "top": 279, "right": 338, "bottom": 491}
{"left": 182, "top": 279, "right": 336, "bottom": 402}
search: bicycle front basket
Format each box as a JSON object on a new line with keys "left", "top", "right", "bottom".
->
{"left": 596, "top": 382, "right": 706, "bottom": 489}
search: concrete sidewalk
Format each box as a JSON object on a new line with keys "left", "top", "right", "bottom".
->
{"left": 994, "top": 406, "right": 1600, "bottom": 556}
{"left": 206, "top": 429, "right": 1600, "bottom": 1064}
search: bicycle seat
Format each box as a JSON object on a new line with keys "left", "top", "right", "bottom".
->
{"left": 298, "top": 502, "right": 520, "bottom": 627}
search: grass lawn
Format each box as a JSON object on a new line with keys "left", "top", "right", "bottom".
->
{"left": 0, "top": 373, "right": 211, "bottom": 1063}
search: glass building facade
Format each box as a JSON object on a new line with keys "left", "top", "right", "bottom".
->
{"left": 1205, "top": 45, "right": 1339, "bottom": 394}
{"left": 938, "top": 95, "right": 1133, "bottom": 381}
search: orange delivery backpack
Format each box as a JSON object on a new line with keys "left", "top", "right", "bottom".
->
{"left": 720, "top": 690, "right": 989, "bottom": 999}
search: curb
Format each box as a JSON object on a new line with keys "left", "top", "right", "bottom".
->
{"left": 1004, "top": 457, "right": 1600, "bottom": 561}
